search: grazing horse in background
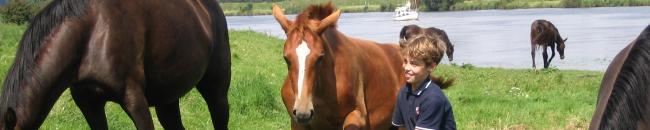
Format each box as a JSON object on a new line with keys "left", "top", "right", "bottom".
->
{"left": 273, "top": 3, "right": 405, "bottom": 129}
{"left": 590, "top": 25, "right": 650, "bottom": 130}
{"left": 0, "top": 0, "right": 231, "bottom": 129}
{"left": 400, "top": 24, "right": 455, "bottom": 61}
{"left": 530, "top": 19, "right": 567, "bottom": 69}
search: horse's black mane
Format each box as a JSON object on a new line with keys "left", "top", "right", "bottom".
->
{"left": 600, "top": 25, "right": 650, "bottom": 129}
{"left": 1, "top": 0, "right": 89, "bottom": 109}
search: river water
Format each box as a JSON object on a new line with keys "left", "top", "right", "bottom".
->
{"left": 226, "top": 6, "right": 650, "bottom": 71}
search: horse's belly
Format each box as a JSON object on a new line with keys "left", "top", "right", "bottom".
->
{"left": 143, "top": 57, "right": 209, "bottom": 105}
{"left": 142, "top": 32, "right": 212, "bottom": 105}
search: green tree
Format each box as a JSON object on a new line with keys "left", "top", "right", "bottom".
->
{"left": 423, "top": 0, "right": 460, "bottom": 11}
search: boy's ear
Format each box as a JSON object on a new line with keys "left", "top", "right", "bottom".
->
{"left": 427, "top": 62, "right": 437, "bottom": 71}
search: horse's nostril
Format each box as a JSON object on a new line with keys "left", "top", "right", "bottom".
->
{"left": 294, "top": 109, "right": 315, "bottom": 124}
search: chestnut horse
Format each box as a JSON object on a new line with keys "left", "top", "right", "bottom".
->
{"left": 0, "top": 0, "right": 230, "bottom": 129}
{"left": 590, "top": 25, "right": 650, "bottom": 129}
{"left": 273, "top": 3, "right": 405, "bottom": 129}
{"left": 399, "top": 24, "right": 455, "bottom": 61}
{"left": 530, "top": 19, "right": 567, "bottom": 69}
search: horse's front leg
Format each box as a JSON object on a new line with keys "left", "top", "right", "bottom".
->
{"left": 120, "top": 79, "right": 154, "bottom": 130}
{"left": 343, "top": 110, "right": 367, "bottom": 130}
{"left": 71, "top": 85, "right": 108, "bottom": 130}
{"left": 547, "top": 43, "right": 556, "bottom": 68}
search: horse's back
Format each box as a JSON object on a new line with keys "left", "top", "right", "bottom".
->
{"left": 79, "top": 0, "right": 228, "bottom": 105}
{"left": 531, "top": 20, "right": 556, "bottom": 44}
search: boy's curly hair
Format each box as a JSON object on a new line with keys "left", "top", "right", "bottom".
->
{"left": 399, "top": 33, "right": 455, "bottom": 89}
{"left": 399, "top": 34, "right": 447, "bottom": 66}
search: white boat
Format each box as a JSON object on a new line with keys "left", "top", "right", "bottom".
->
{"left": 393, "top": 1, "right": 419, "bottom": 21}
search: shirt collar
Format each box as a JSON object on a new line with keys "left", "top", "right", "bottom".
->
{"left": 407, "top": 76, "right": 432, "bottom": 96}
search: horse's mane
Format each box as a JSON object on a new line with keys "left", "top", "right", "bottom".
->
{"left": 1, "top": 0, "right": 89, "bottom": 106}
{"left": 293, "top": 2, "right": 337, "bottom": 32}
{"left": 600, "top": 25, "right": 650, "bottom": 129}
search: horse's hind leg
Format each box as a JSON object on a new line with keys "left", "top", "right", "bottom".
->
{"left": 155, "top": 99, "right": 184, "bottom": 129}
{"left": 531, "top": 43, "right": 537, "bottom": 69}
{"left": 196, "top": 76, "right": 230, "bottom": 129}
{"left": 542, "top": 45, "right": 550, "bottom": 69}
{"left": 196, "top": 62, "right": 231, "bottom": 129}
{"left": 71, "top": 85, "right": 108, "bottom": 130}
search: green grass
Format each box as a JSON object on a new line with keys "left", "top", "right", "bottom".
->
{"left": 440, "top": 64, "right": 600, "bottom": 129}
{"left": 0, "top": 23, "right": 603, "bottom": 129}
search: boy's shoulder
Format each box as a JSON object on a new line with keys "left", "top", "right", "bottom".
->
{"left": 397, "top": 85, "right": 409, "bottom": 97}
{"left": 423, "top": 83, "right": 450, "bottom": 101}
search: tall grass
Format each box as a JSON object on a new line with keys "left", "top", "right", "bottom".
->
{"left": 0, "top": 23, "right": 603, "bottom": 129}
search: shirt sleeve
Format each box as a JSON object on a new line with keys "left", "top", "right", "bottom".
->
{"left": 392, "top": 94, "right": 404, "bottom": 127}
{"left": 415, "top": 97, "right": 444, "bottom": 130}
{"left": 444, "top": 104, "right": 457, "bottom": 130}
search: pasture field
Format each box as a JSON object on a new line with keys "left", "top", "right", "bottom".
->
{"left": 0, "top": 23, "right": 603, "bottom": 129}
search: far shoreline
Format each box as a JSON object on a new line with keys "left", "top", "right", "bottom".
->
{"left": 221, "top": 0, "right": 650, "bottom": 16}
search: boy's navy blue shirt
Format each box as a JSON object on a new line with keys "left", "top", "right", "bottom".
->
{"left": 392, "top": 76, "right": 456, "bottom": 130}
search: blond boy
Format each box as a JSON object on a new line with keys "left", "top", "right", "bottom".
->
{"left": 392, "top": 34, "right": 456, "bottom": 130}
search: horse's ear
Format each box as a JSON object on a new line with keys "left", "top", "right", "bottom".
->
{"left": 316, "top": 9, "right": 341, "bottom": 33}
{"left": 563, "top": 38, "right": 568, "bottom": 42}
{"left": 399, "top": 25, "right": 412, "bottom": 39}
{"left": 272, "top": 4, "right": 293, "bottom": 33}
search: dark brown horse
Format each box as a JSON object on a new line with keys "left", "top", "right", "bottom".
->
{"left": 273, "top": 3, "right": 405, "bottom": 129}
{"left": 0, "top": 0, "right": 230, "bottom": 129}
{"left": 589, "top": 25, "right": 650, "bottom": 130}
{"left": 400, "top": 24, "right": 455, "bottom": 61}
{"left": 530, "top": 19, "right": 567, "bottom": 69}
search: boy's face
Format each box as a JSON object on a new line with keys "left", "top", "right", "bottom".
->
{"left": 403, "top": 56, "right": 435, "bottom": 85}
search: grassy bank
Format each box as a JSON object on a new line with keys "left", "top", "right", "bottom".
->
{"left": 221, "top": 0, "right": 650, "bottom": 16}
{"left": 0, "top": 23, "right": 602, "bottom": 129}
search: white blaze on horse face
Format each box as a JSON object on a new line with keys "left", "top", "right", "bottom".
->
{"left": 296, "top": 40, "right": 310, "bottom": 100}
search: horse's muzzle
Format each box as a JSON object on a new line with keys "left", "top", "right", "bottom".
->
{"left": 293, "top": 109, "right": 314, "bottom": 125}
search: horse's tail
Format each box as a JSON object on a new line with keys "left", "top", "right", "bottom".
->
{"left": 431, "top": 75, "right": 455, "bottom": 89}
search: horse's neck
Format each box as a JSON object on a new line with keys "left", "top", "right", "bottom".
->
{"left": 321, "top": 28, "right": 365, "bottom": 57}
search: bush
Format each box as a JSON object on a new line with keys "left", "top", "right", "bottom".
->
{"left": 562, "top": 0, "right": 582, "bottom": 8}
{"left": 423, "top": 0, "right": 461, "bottom": 11}
{"left": 382, "top": 2, "right": 398, "bottom": 12}
{"left": 1, "top": 0, "right": 37, "bottom": 24}
{"left": 238, "top": 2, "right": 254, "bottom": 15}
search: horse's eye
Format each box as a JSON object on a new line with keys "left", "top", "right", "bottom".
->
{"left": 316, "top": 54, "right": 324, "bottom": 63}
